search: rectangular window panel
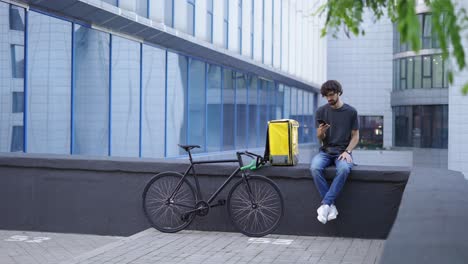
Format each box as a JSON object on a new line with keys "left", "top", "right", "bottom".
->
{"left": 414, "top": 56, "right": 422, "bottom": 89}
{"left": 188, "top": 59, "right": 206, "bottom": 152}
{"left": 423, "top": 14, "right": 432, "bottom": 49}
{"left": 407, "top": 57, "right": 414, "bottom": 89}
{"left": 136, "top": 0, "right": 148, "bottom": 17}
{"left": 422, "top": 56, "right": 432, "bottom": 88}
{"left": 166, "top": 52, "right": 188, "bottom": 156}
{"left": 207, "top": 64, "right": 222, "bottom": 152}
{"left": 102, "top": 0, "right": 118, "bottom": 5}
{"left": 141, "top": 45, "right": 166, "bottom": 158}
{"left": 206, "top": 13, "right": 213, "bottom": 42}
{"left": 165, "top": 0, "right": 173, "bottom": 26}
{"left": 12, "top": 92, "right": 24, "bottom": 113}
{"left": 358, "top": 116, "right": 383, "bottom": 149}
{"left": 247, "top": 76, "right": 259, "bottom": 148}
{"left": 432, "top": 55, "right": 443, "bottom": 88}
{"left": 11, "top": 126, "right": 24, "bottom": 152}
{"left": 27, "top": 11, "right": 72, "bottom": 154}
{"left": 11, "top": 45, "right": 24, "bottom": 78}
{"left": 258, "top": 80, "right": 269, "bottom": 142}
{"left": 187, "top": 1, "right": 195, "bottom": 36}
{"left": 111, "top": 36, "right": 140, "bottom": 157}
{"left": 9, "top": 4, "right": 24, "bottom": 31}
{"left": 0, "top": 2, "right": 24, "bottom": 152}
{"left": 235, "top": 72, "right": 248, "bottom": 149}
{"left": 223, "top": 68, "right": 235, "bottom": 150}
{"left": 73, "top": 25, "right": 110, "bottom": 156}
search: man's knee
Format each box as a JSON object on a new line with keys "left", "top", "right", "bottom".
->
{"left": 310, "top": 163, "right": 324, "bottom": 178}
{"left": 336, "top": 163, "right": 352, "bottom": 175}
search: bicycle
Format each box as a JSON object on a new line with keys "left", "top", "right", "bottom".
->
{"left": 142, "top": 144, "right": 284, "bottom": 237}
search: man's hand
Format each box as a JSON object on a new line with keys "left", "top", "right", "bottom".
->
{"left": 338, "top": 151, "right": 353, "bottom": 163}
{"left": 317, "top": 123, "right": 330, "bottom": 139}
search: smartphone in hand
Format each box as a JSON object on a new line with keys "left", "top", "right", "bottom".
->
{"left": 317, "top": 119, "right": 328, "bottom": 126}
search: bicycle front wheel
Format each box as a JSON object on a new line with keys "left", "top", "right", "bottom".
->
{"left": 227, "top": 175, "right": 284, "bottom": 237}
{"left": 142, "top": 172, "right": 196, "bottom": 233}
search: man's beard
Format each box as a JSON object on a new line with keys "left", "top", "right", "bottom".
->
{"left": 328, "top": 100, "right": 337, "bottom": 105}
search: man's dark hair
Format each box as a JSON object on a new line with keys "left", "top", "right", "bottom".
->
{"left": 321, "top": 80, "right": 343, "bottom": 96}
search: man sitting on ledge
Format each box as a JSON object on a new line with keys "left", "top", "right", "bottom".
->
{"left": 310, "top": 80, "right": 360, "bottom": 224}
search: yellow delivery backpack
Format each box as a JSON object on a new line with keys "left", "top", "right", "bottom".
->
{"left": 264, "top": 119, "right": 299, "bottom": 166}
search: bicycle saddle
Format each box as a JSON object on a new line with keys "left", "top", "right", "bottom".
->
{"left": 178, "top": 144, "right": 201, "bottom": 152}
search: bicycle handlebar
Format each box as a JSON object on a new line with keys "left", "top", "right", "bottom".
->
{"left": 237, "top": 151, "right": 266, "bottom": 171}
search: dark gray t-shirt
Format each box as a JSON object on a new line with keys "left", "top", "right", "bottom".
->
{"left": 315, "top": 103, "right": 359, "bottom": 151}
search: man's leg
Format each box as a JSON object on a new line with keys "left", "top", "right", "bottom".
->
{"left": 322, "top": 158, "right": 354, "bottom": 205}
{"left": 310, "top": 151, "right": 333, "bottom": 199}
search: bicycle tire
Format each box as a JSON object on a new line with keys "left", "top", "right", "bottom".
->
{"left": 142, "top": 171, "right": 197, "bottom": 233}
{"left": 227, "top": 175, "right": 284, "bottom": 237}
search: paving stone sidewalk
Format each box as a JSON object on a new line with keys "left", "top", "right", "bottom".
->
{"left": 60, "top": 229, "right": 384, "bottom": 264}
{"left": 0, "top": 229, "right": 122, "bottom": 264}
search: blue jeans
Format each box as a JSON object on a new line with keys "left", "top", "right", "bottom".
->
{"left": 309, "top": 151, "right": 354, "bottom": 205}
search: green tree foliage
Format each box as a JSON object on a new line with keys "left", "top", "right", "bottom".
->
{"left": 318, "top": 0, "right": 468, "bottom": 94}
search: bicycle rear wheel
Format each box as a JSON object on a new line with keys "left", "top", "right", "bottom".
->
{"left": 227, "top": 175, "right": 284, "bottom": 237}
{"left": 142, "top": 172, "right": 197, "bottom": 233}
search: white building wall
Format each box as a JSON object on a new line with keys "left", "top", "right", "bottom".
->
{"left": 195, "top": 0, "right": 208, "bottom": 41}
{"left": 327, "top": 12, "right": 393, "bottom": 148}
{"left": 448, "top": 1, "right": 468, "bottom": 178}
{"left": 272, "top": 0, "right": 281, "bottom": 68}
{"left": 253, "top": 0, "right": 263, "bottom": 62}
{"left": 228, "top": 0, "right": 239, "bottom": 53}
{"left": 281, "top": 0, "right": 289, "bottom": 72}
{"left": 149, "top": 0, "right": 164, "bottom": 23}
{"left": 212, "top": 0, "right": 224, "bottom": 47}
{"left": 174, "top": 0, "right": 188, "bottom": 34}
{"left": 241, "top": 0, "right": 252, "bottom": 58}
{"left": 263, "top": 0, "right": 272, "bottom": 65}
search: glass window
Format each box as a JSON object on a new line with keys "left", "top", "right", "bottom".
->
{"left": 27, "top": 11, "right": 72, "bottom": 154}
{"left": 11, "top": 45, "right": 24, "bottom": 78}
{"left": 414, "top": 56, "right": 422, "bottom": 89}
{"left": 11, "top": 126, "right": 24, "bottom": 152}
{"left": 238, "top": 0, "right": 242, "bottom": 53}
{"left": 258, "top": 80, "right": 269, "bottom": 142}
{"left": 223, "top": 0, "right": 229, "bottom": 48}
{"left": 165, "top": 0, "right": 173, "bottom": 27}
{"left": 358, "top": 116, "right": 383, "bottom": 149}
{"left": 422, "top": 56, "right": 432, "bottom": 88}
{"left": 136, "top": 0, "right": 148, "bottom": 17}
{"left": 400, "top": 59, "right": 406, "bottom": 90}
{"left": 102, "top": 0, "right": 118, "bottom": 5}
{"left": 207, "top": 0, "right": 213, "bottom": 43}
{"left": 73, "top": 25, "right": 110, "bottom": 156}
{"left": 393, "top": 105, "right": 448, "bottom": 148}
{"left": 236, "top": 72, "right": 248, "bottom": 149}
{"left": 111, "top": 36, "right": 140, "bottom": 157}
{"left": 12, "top": 92, "right": 24, "bottom": 113}
{"left": 188, "top": 59, "right": 206, "bottom": 152}
{"left": 423, "top": 14, "right": 432, "bottom": 49}
{"left": 1, "top": 2, "right": 25, "bottom": 153}
{"left": 166, "top": 52, "right": 188, "bottom": 156}
{"left": 207, "top": 64, "right": 222, "bottom": 152}
{"left": 9, "top": 4, "right": 24, "bottom": 31}
{"left": 407, "top": 57, "right": 414, "bottom": 89}
{"left": 187, "top": 0, "right": 195, "bottom": 36}
{"left": 141, "top": 44, "right": 166, "bottom": 158}
{"left": 247, "top": 76, "right": 259, "bottom": 148}
{"left": 432, "top": 55, "right": 443, "bottom": 88}
{"left": 283, "top": 85, "right": 291, "bottom": 119}
{"left": 223, "top": 68, "right": 235, "bottom": 150}
{"left": 251, "top": 0, "right": 254, "bottom": 59}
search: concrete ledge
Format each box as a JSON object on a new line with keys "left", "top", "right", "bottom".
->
{"left": 380, "top": 167, "right": 468, "bottom": 264}
{"left": 0, "top": 153, "right": 409, "bottom": 239}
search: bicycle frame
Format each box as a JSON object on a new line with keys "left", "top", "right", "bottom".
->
{"left": 168, "top": 153, "right": 251, "bottom": 208}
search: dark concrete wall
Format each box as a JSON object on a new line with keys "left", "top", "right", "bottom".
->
{"left": 0, "top": 153, "right": 409, "bottom": 239}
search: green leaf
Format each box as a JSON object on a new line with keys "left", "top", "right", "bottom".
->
{"left": 463, "top": 82, "right": 468, "bottom": 95}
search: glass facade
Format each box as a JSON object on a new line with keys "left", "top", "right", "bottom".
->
{"left": 393, "top": 13, "right": 439, "bottom": 53}
{"left": 393, "top": 54, "right": 448, "bottom": 90}
{"left": 0, "top": 2, "right": 318, "bottom": 158}
{"left": 358, "top": 116, "right": 383, "bottom": 149}
{"left": 394, "top": 105, "right": 448, "bottom": 148}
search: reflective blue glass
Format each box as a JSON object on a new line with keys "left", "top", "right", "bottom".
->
{"left": 0, "top": 2, "right": 24, "bottom": 152}
{"left": 27, "top": 11, "right": 72, "bottom": 154}
{"left": 111, "top": 36, "right": 140, "bottom": 157}
{"left": 206, "top": 64, "right": 222, "bottom": 152}
{"left": 73, "top": 25, "right": 110, "bottom": 156}
{"left": 188, "top": 59, "right": 206, "bottom": 152}
{"left": 166, "top": 52, "right": 187, "bottom": 156}
{"left": 258, "top": 80, "right": 269, "bottom": 145}
{"left": 223, "top": 68, "right": 235, "bottom": 150}
{"left": 247, "top": 76, "right": 258, "bottom": 147}
{"left": 141, "top": 45, "right": 166, "bottom": 158}
{"left": 235, "top": 72, "right": 247, "bottom": 149}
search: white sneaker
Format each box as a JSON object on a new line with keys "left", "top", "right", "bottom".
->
{"left": 328, "top": 204, "right": 338, "bottom": 221}
{"left": 316, "top": 204, "right": 330, "bottom": 224}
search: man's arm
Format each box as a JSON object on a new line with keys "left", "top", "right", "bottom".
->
{"left": 345, "top": 129, "right": 359, "bottom": 152}
{"left": 338, "top": 129, "right": 359, "bottom": 162}
{"left": 316, "top": 124, "right": 330, "bottom": 141}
